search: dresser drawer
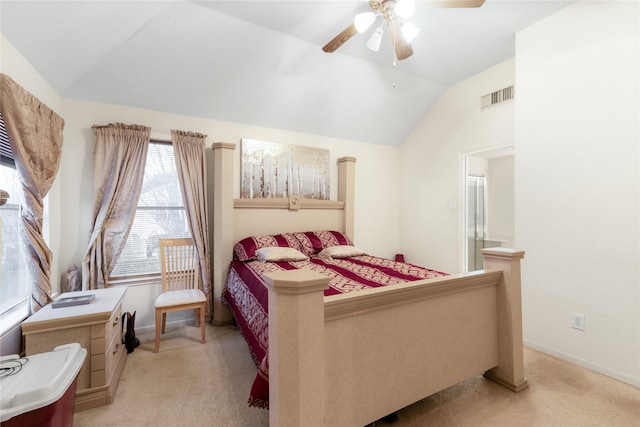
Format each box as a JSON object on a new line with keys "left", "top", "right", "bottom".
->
{"left": 108, "top": 303, "right": 124, "bottom": 347}
{"left": 90, "top": 302, "right": 124, "bottom": 387}
{"left": 90, "top": 303, "right": 123, "bottom": 351}
{"left": 107, "top": 332, "right": 126, "bottom": 380}
{"left": 90, "top": 304, "right": 120, "bottom": 337}
{"left": 90, "top": 330, "right": 123, "bottom": 387}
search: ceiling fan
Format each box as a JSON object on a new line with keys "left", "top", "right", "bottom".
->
{"left": 322, "top": 0, "right": 486, "bottom": 61}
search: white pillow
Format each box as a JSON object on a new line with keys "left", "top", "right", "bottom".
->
{"left": 318, "top": 245, "right": 367, "bottom": 259}
{"left": 256, "top": 247, "right": 309, "bottom": 262}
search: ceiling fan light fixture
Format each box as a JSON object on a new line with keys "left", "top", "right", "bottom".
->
{"left": 366, "top": 27, "right": 384, "bottom": 51}
{"left": 354, "top": 12, "right": 376, "bottom": 33}
{"left": 394, "top": 0, "right": 416, "bottom": 19}
{"left": 401, "top": 21, "right": 420, "bottom": 43}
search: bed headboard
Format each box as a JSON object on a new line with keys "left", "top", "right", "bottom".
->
{"left": 210, "top": 142, "right": 356, "bottom": 324}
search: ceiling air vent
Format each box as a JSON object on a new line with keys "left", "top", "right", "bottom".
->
{"left": 481, "top": 85, "right": 514, "bottom": 109}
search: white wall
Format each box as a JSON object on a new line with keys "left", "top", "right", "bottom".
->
{"left": 515, "top": 1, "right": 639, "bottom": 386}
{"left": 60, "top": 98, "right": 401, "bottom": 328}
{"left": 0, "top": 36, "right": 62, "bottom": 112}
{"left": 488, "top": 155, "right": 515, "bottom": 247}
{"left": 399, "top": 58, "right": 515, "bottom": 272}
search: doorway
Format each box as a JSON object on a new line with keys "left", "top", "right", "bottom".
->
{"left": 463, "top": 146, "right": 514, "bottom": 272}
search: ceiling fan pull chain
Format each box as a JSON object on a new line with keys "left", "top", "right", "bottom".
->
{"left": 392, "top": 19, "right": 398, "bottom": 88}
{"left": 392, "top": 58, "right": 397, "bottom": 88}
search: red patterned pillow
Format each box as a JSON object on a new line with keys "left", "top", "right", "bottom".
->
{"left": 233, "top": 233, "right": 303, "bottom": 261}
{"left": 292, "top": 230, "right": 354, "bottom": 256}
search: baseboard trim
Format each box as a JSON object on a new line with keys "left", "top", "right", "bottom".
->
{"left": 212, "top": 318, "right": 234, "bottom": 327}
{"left": 136, "top": 318, "right": 196, "bottom": 334}
{"left": 524, "top": 341, "right": 640, "bottom": 388}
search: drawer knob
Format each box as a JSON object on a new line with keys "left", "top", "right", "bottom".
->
{"left": 113, "top": 316, "right": 120, "bottom": 326}
{"left": 113, "top": 343, "right": 120, "bottom": 354}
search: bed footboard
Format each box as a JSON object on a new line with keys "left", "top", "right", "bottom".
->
{"left": 482, "top": 247, "right": 528, "bottom": 392}
{"left": 264, "top": 248, "right": 527, "bottom": 427}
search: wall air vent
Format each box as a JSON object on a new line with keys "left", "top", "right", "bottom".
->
{"left": 481, "top": 85, "right": 515, "bottom": 109}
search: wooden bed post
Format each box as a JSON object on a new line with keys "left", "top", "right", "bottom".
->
{"left": 481, "top": 247, "right": 529, "bottom": 392}
{"left": 337, "top": 156, "right": 356, "bottom": 241}
{"left": 211, "top": 142, "right": 236, "bottom": 325}
{"left": 263, "top": 270, "right": 330, "bottom": 427}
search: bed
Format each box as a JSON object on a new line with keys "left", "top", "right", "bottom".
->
{"left": 210, "top": 144, "right": 528, "bottom": 427}
{"left": 222, "top": 231, "right": 450, "bottom": 408}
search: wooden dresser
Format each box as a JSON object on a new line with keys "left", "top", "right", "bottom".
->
{"left": 21, "top": 287, "right": 128, "bottom": 412}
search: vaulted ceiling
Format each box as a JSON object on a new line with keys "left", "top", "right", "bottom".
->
{"left": 0, "top": 1, "right": 572, "bottom": 146}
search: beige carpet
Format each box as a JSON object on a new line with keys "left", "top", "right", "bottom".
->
{"left": 73, "top": 324, "right": 640, "bottom": 427}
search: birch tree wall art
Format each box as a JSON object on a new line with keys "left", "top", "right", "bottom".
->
{"left": 241, "top": 138, "right": 330, "bottom": 200}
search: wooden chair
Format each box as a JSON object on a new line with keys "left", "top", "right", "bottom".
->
{"left": 154, "top": 238, "right": 206, "bottom": 353}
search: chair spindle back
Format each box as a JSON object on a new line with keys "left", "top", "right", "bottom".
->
{"left": 159, "top": 238, "right": 199, "bottom": 292}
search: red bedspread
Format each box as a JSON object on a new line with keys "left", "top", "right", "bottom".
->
{"left": 221, "top": 255, "right": 447, "bottom": 409}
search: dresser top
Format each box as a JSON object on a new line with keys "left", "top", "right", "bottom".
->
{"left": 22, "top": 288, "right": 127, "bottom": 333}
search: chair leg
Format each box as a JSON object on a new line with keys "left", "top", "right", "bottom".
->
{"left": 200, "top": 304, "right": 206, "bottom": 344}
{"left": 161, "top": 312, "right": 167, "bottom": 333}
{"left": 155, "top": 308, "right": 161, "bottom": 353}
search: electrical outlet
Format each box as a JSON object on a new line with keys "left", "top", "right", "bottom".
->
{"left": 571, "top": 313, "right": 585, "bottom": 331}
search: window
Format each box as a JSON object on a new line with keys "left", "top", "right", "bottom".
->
{"left": 0, "top": 113, "right": 29, "bottom": 319}
{"left": 109, "top": 141, "right": 190, "bottom": 284}
{"left": 0, "top": 166, "right": 28, "bottom": 316}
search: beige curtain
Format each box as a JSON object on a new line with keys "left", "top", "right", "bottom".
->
{"left": 82, "top": 123, "right": 150, "bottom": 290}
{"left": 0, "top": 74, "right": 64, "bottom": 312}
{"left": 170, "top": 130, "right": 212, "bottom": 315}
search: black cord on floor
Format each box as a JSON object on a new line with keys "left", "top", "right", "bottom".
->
{"left": 0, "top": 357, "right": 29, "bottom": 380}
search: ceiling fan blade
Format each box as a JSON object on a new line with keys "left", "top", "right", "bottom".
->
{"left": 394, "top": 36, "right": 413, "bottom": 60}
{"left": 322, "top": 23, "right": 358, "bottom": 53}
{"left": 416, "top": 0, "right": 485, "bottom": 8}
{"left": 391, "top": 20, "right": 414, "bottom": 60}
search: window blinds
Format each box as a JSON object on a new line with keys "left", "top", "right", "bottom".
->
{"left": 0, "top": 113, "right": 15, "bottom": 168}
